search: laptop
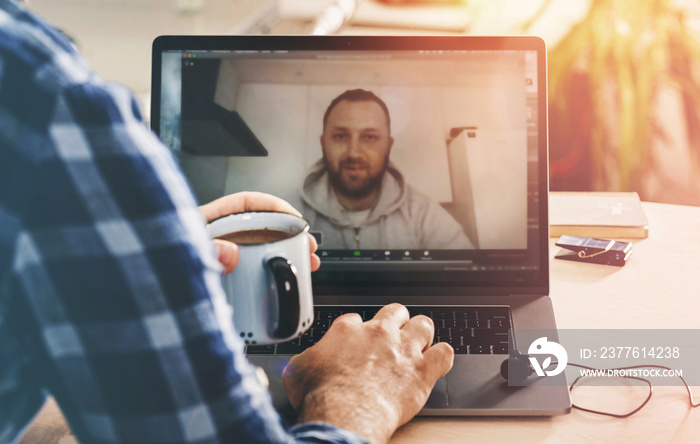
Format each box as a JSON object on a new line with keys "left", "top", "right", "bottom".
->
{"left": 150, "top": 35, "right": 572, "bottom": 416}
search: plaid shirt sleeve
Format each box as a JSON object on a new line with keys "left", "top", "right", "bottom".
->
{"left": 0, "top": 2, "right": 367, "bottom": 444}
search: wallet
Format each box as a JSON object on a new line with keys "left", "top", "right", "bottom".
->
{"left": 555, "top": 235, "right": 633, "bottom": 267}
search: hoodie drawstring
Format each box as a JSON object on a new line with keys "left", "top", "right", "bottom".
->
{"left": 353, "top": 227, "right": 360, "bottom": 249}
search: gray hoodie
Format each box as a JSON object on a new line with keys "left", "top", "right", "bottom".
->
{"left": 298, "top": 159, "right": 475, "bottom": 250}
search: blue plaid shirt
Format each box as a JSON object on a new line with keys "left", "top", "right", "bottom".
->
{"left": 0, "top": 2, "right": 366, "bottom": 443}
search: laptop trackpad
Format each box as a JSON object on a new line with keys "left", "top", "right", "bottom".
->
{"left": 424, "top": 376, "right": 448, "bottom": 408}
{"left": 429, "top": 355, "right": 571, "bottom": 414}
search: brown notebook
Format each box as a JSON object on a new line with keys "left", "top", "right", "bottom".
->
{"left": 549, "top": 192, "right": 649, "bottom": 239}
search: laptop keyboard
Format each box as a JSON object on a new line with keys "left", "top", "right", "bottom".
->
{"left": 246, "top": 306, "right": 511, "bottom": 356}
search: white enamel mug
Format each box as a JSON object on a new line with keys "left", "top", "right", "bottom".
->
{"left": 207, "top": 212, "right": 314, "bottom": 345}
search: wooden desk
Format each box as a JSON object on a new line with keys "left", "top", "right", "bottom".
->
{"left": 21, "top": 202, "right": 700, "bottom": 444}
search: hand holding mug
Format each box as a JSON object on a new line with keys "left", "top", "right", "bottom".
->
{"left": 200, "top": 191, "right": 320, "bottom": 274}
{"left": 202, "top": 192, "right": 316, "bottom": 345}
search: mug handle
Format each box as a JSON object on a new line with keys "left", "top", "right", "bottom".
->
{"left": 266, "top": 257, "right": 300, "bottom": 340}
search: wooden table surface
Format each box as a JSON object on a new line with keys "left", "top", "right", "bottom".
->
{"left": 21, "top": 201, "right": 700, "bottom": 444}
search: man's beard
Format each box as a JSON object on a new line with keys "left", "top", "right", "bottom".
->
{"left": 326, "top": 157, "right": 388, "bottom": 200}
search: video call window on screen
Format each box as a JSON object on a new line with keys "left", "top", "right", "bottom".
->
{"left": 159, "top": 49, "right": 540, "bottom": 269}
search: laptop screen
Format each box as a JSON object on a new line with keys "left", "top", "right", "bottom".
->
{"left": 151, "top": 36, "right": 549, "bottom": 296}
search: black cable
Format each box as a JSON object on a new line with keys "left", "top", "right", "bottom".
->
{"left": 566, "top": 362, "right": 700, "bottom": 418}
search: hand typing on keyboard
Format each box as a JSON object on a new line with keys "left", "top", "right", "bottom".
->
{"left": 282, "top": 303, "right": 454, "bottom": 444}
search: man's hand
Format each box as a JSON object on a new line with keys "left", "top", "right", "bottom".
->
{"left": 282, "top": 303, "right": 454, "bottom": 444}
{"left": 199, "top": 191, "right": 320, "bottom": 274}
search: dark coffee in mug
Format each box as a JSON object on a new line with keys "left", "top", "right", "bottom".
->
{"left": 216, "top": 228, "right": 294, "bottom": 245}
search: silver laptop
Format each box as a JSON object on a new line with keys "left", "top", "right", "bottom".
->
{"left": 151, "top": 35, "right": 571, "bottom": 416}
